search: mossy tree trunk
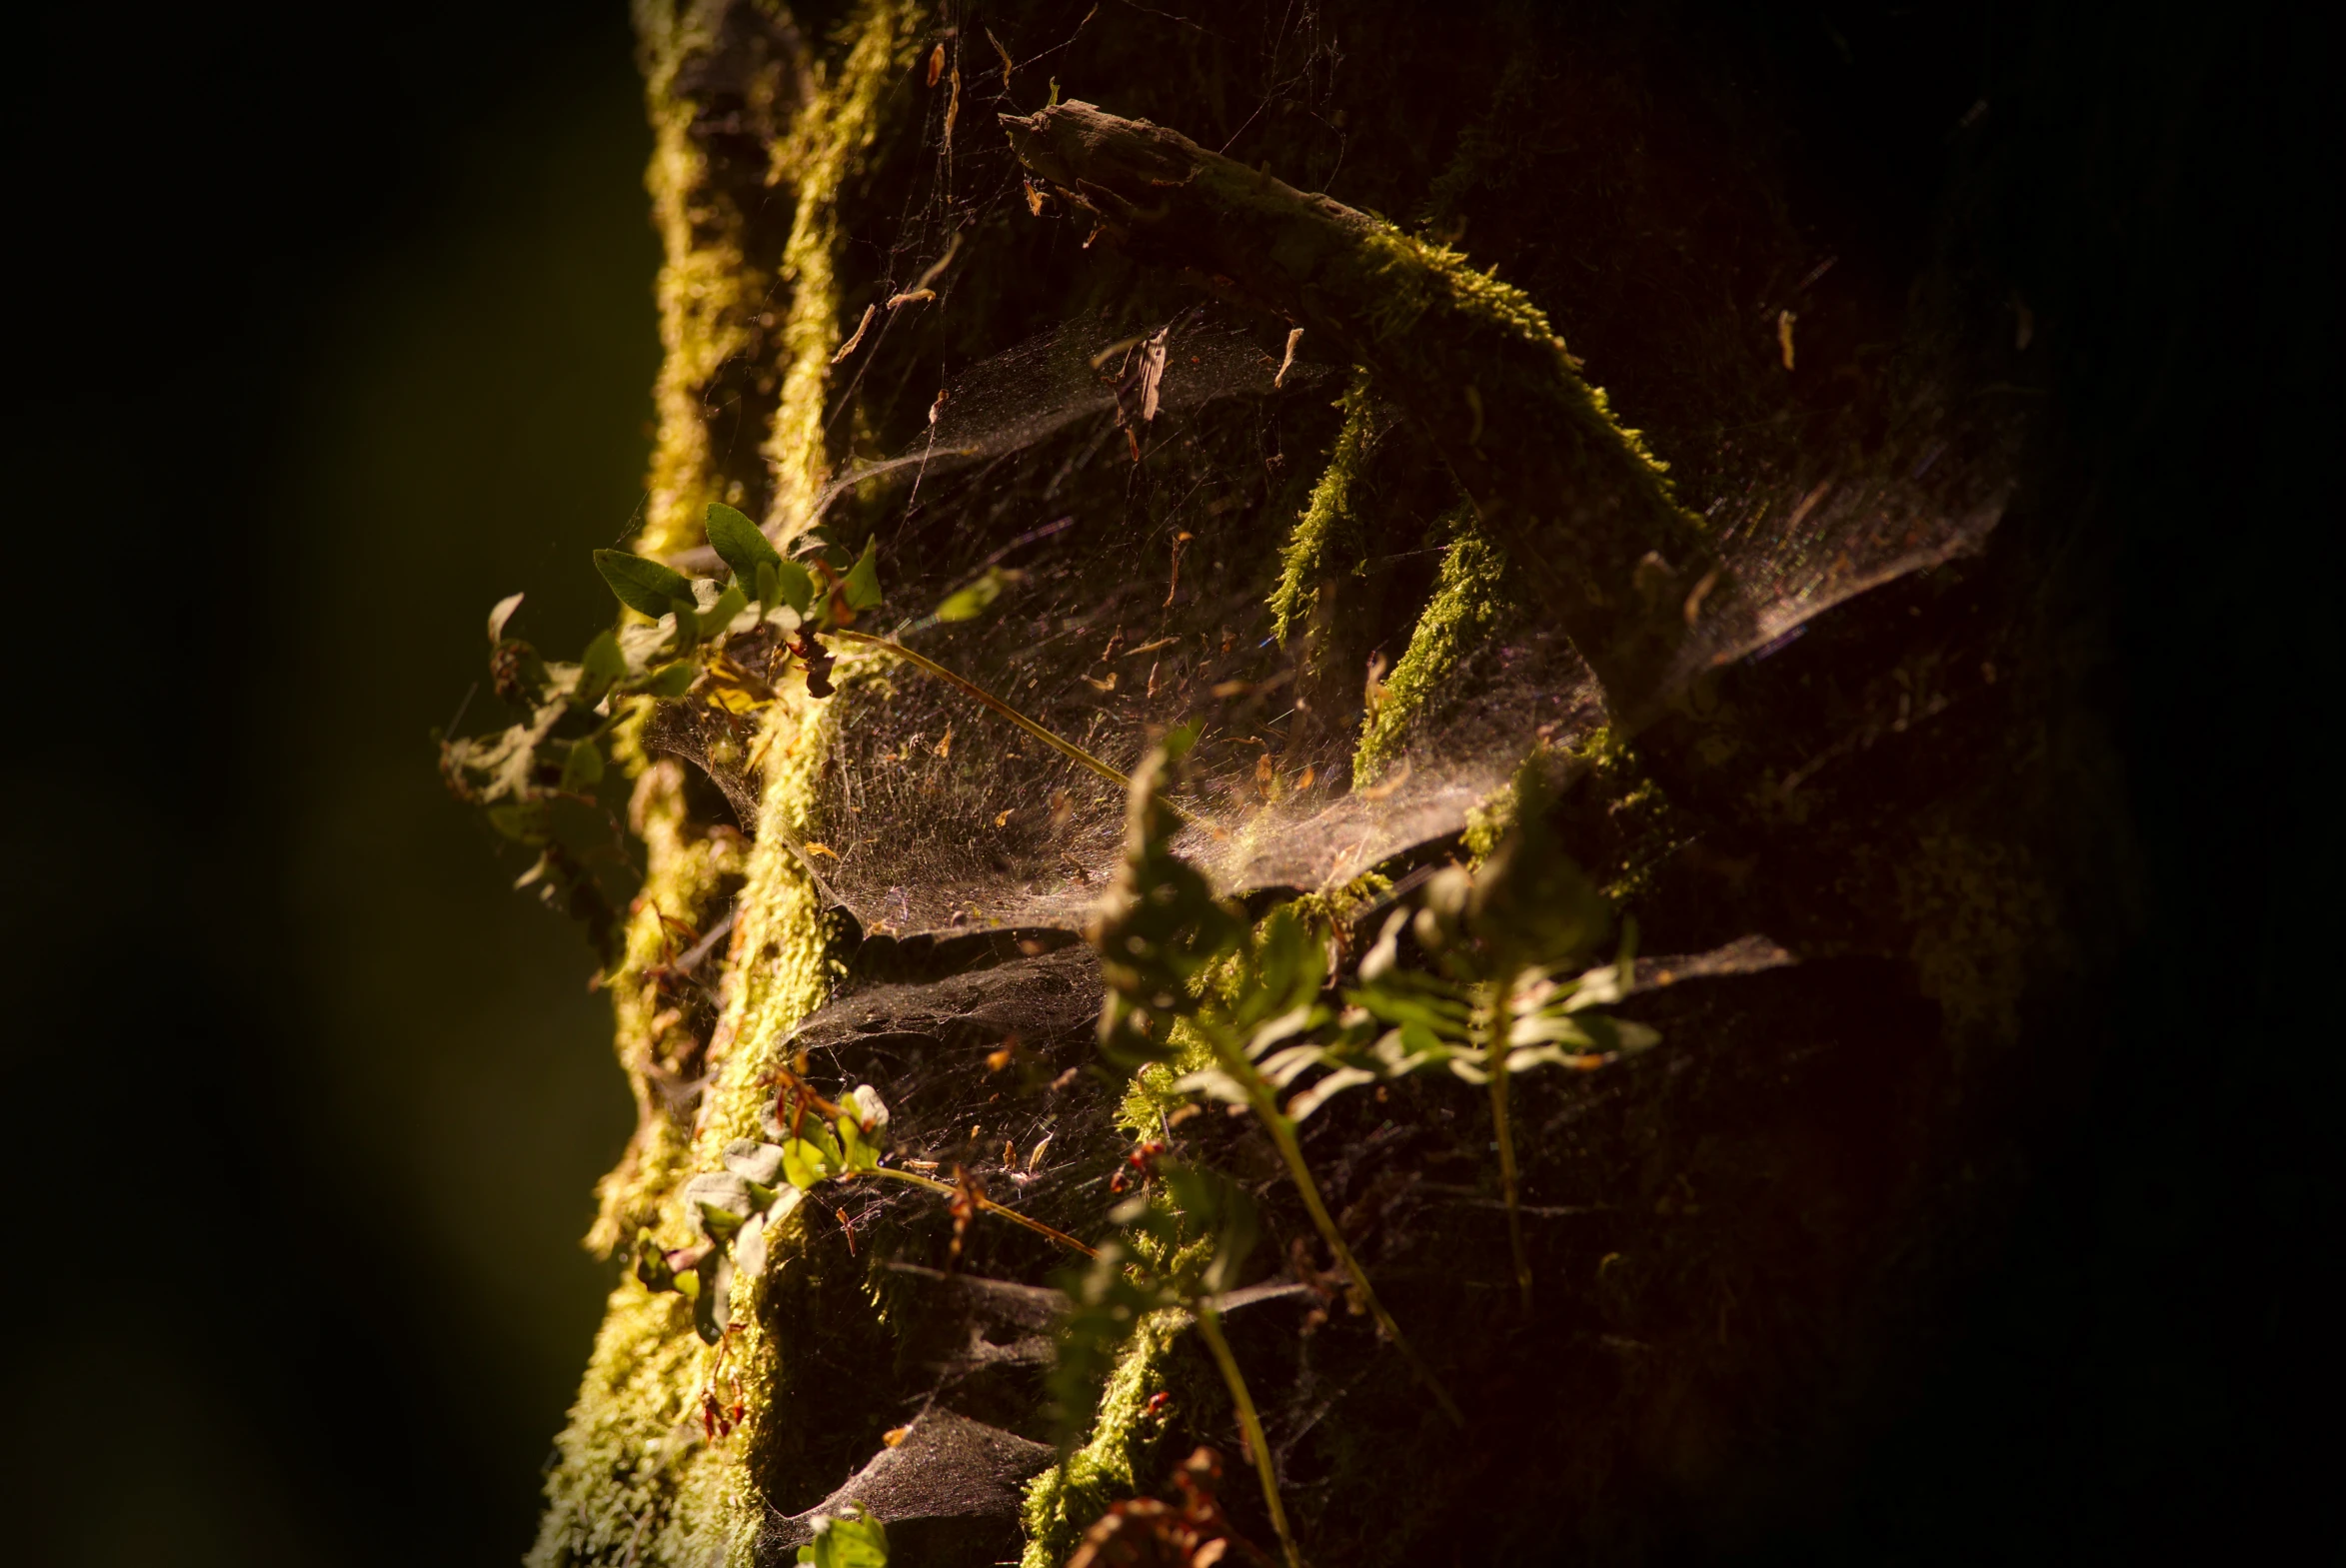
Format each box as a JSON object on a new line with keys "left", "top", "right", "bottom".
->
{"left": 527, "top": 4, "right": 2126, "bottom": 1565}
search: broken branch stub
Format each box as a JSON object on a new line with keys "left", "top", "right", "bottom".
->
{"left": 1001, "top": 100, "right": 1736, "bottom": 723}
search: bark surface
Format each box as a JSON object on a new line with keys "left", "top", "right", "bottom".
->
{"left": 523, "top": 5, "right": 2126, "bottom": 1565}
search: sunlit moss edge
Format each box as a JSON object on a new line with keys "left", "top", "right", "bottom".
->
{"left": 762, "top": 0, "right": 923, "bottom": 543}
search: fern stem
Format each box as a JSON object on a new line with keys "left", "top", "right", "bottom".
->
{"left": 1478, "top": 979, "right": 1533, "bottom": 1314}
{"left": 1487, "top": 1051, "right": 1533, "bottom": 1316}
{"left": 1195, "top": 1299, "right": 1303, "bottom": 1568}
{"left": 1235, "top": 1060, "right": 1465, "bottom": 1428}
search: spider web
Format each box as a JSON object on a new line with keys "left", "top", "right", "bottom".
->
{"left": 649, "top": 0, "right": 2026, "bottom": 941}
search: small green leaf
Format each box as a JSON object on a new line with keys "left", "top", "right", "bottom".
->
{"left": 560, "top": 738, "right": 604, "bottom": 792}
{"left": 798, "top": 1504, "right": 889, "bottom": 1568}
{"left": 843, "top": 537, "right": 883, "bottom": 611}
{"left": 487, "top": 592, "right": 525, "bottom": 644}
{"left": 485, "top": 801, "right": 549, "bottom": 844}
{"left": 838, "top": 1114, "right": 878, "bottom": 1173}
{"left": 705, "top": 502, "right": 782, "bottom": 586}
{"left": 594, "top": 549, "right": 695, "bottom": 619}
{"left": 935, "top": 566, "right": 1018, "bottom": 622}
{"left": 733, "top": 1210, "right": 770, "bottom": 1282}
{"left": 704, "top": 582, "right": 750, "bottom": 634}
{"left": 578, "top": 629, "right": 627, "bottom": 700}
{"left": 723, "top": 1139, "right": 788, "bottom": 1186}
{"left": 633, "top": 1228, "right": 678, "bottom": 1293}
{"left": 684, "top": 1171, "right": 755, "bottom": 1240}
{"left": 694, "top": 1248, "right": 734, "bottom": 1343}
{"left": 773, "top": 556, "right": 816, "bottom": 616}
{"left": 640, "top": 662, "right": 697, "bottom": 698}
{"left": 781, "top": 1136, "right": 839, "bottom": 1191}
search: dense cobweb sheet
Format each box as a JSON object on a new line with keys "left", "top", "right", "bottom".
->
{"left": 650, "top": 299, "right": 2016, "bottom": 939}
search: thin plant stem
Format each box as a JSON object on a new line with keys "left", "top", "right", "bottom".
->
{"left": 863, "top": 1165, "right": 1098, "bottom": 1257}
{"left": 1230, "top": 1051, "right": 1465, "bottom": 1428}
{"left": 1194, "top": 1299, "right": 1302, "bottom": 1568}
{"left": 829, "top": 629, "right": 1201, "bottom": 824}
{"left": 1482, "top": 981, "right": 1533, "bottom": 1314}
{"left": 1482, "top": 1059, "right": 1538, "bottom": 1312}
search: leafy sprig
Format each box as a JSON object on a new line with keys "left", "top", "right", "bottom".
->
{"left": 1090, "top": 736, "right": 1463, "bottom": 1427}
{"left": 441, "top": 504, "right": 883, "bottom": 951}
{"left": 1254, "top": 765, "right": 1656, "bottom": 1310}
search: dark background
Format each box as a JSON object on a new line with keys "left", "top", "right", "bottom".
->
{"left": 3, "top": 2, "right": 2331, "bottom": 1563}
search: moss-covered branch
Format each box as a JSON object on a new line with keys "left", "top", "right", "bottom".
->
{"left": 1001, "top": 100, "right": 1727, "bottom": 721}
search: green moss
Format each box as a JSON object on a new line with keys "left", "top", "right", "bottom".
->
{"left": 530, "top": 1281, "right": 727, "bottom": 1568}
{"left": 761, "top": 0, "right": 923, "bottom": 541}
{"left": 1019, "top": 1306, "right": 1192, "bottom": 1568}
{"left": 1354, "top": 511, "right": 1510, "bottom": 782}
{"left": 1461, "top": 779, "right": 1516, "bottom": 865}
{"left": 1267, "top": 372, "right": 1375, "bottom": 646}
{"left": 533, "top": 684, "right": 844, "bottom": 1564}
{"left": 583, "top": 757, "right": 750, "bottom": 1259}
{"left": 1356, "top": 226, "right": 1681, "bottom": 506}
{"left": 634, "top": 0, "right": 777, "bottom": 560}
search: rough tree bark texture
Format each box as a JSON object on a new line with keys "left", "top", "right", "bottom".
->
{"left": 528, "top": 3, "right": 2126, "bottom": 1564}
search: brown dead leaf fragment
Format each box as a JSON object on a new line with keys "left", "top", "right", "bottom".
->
{"left": 830, "top": 303, "right": 877, "bottom": 364}
{"left": 1683, "top": 568, "right": 1721, "bottom": 628}
{"left": 1066, "top": 1448, "right": 1270, "bottom": 1568}
{"left": 988, "top": 27, "right": 1015, "bottom": 82}
{"left": 1138, "top": 327, "right": 1170, "bottom": 422}
{"left": 1777, "top": 308, "right": 1797, "bottom": 370}
{"left": 1273, "top": 326, "right": 1302, "bottom": 388}
{"left": 1166, "top": 530, "right": 1193, "bottom": 608}
{"left": 926, "top": 42, "right": 945, "bottom": 87}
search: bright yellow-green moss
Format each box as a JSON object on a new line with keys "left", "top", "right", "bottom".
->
{"left": 762, "top": 0, "right": 923, "bottom": 542}
{"left": 531, "top": 1282, "right": 725, "bottom": 1567}
{"left": 1020, "top": 1306, "right": 1192, "bottom": 1568}
{"left": 534, "top": 684, "right": 842, "bottom": 1568}
{"left": 1267, "top": 372, "right": 1374, "bottom": 646}
{"left": 635, "top": 0, "right": 774, "bottom": 559}
{"left": 1360, "top": 227, "right": 1681, "bottom": 502}
{"left": 1354, "top": 515, "right": 1510, "bottom": 782}
{"left": 583, "top": 757, "right": 750, "bottom": 1259}
{"left": 536, "top": 9, "right": 926, "bottom": 1552}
